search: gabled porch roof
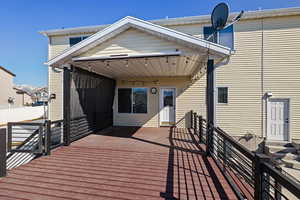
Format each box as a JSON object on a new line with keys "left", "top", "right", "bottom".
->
{"left": 47, "top": 16, "right": 232, "bottom": 78}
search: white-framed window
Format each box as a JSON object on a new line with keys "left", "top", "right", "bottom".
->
{"left": 203, "top": 25, "right": 234, "bottom": 49}
{"left": 69, "top": 36, "right": 89, "bottom": 46}
{"left": 118, "top": 88, "right": 148, "bottom": 114}
{"left": 217, "top": 87, "right": 228, "bottom": 104}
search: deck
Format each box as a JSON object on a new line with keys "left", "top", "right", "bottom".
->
{"left": 0, "top": 127, "right": 238, "bottom": 200}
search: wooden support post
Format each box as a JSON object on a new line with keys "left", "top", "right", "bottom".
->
{"left": 45, "top": 120, "right": 51, "bottom": 155}
{"left": 254, "top": 153, "right": 270, "bottom": 200}
{"left": 0, "top": 129, "right": 7, "bottom": 177}
{"left": 63, "top": 66, "right": 71, "bottom": 146}
{"left": 199, "top": 116, "right": 203, "bottom": 143}
{"left": 206, "top": 59, "right": 215, "bottom": 156}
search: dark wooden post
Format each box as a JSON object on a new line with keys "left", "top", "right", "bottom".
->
{"left": 45, "top": 120, "right": 51, "bottom": 155}
{"left": 206, "top": 59, "right": 215, "bottom": 156}
{"left": 254, "top": 153, "right": 270, "bottom": 200}
{"left": 199, "top": 116, "right": 203, "bottom": 143}
{"left": 7, "top": 123, "right": 12, "bottom": 152}
{"left": 63, "top": 66, "right": 71, "bottom": 146}
{"left": 190, "top": 110, "right": 193, "bottom": 129}
{"left": 0, "top": 129, "right": 7, "bottom": 177}
{"left": 193, "top": 112, "right": 197, "bottom": 134}
{"left": 274, "top": 165, "right": 282, "bottom": 200}
{"left": 223, "top": 137, "right": 227, "bottom": 171}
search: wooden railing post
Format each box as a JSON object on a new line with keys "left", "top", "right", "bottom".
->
{"left": 193, "top": 113, "right": 197, "bottom": 134}
{"left": 0, "top": 129, "right": 7, "bottom": 177}
{"left": 274, "top": 165, "right": 282, "bottom": 200}
{"left": 45, "top": 120, "right": 51, "bottom": 155}
{"left": 199, "top": 116, "right": 203, "bottom": 143}
{"left": 190, "top": 110, "right": 194, "bottom": 129}
{"left": 206, "top": 123, "right": 211, "bottom": 156}
{"left": 254, "top": 153, "right": 270, "bottom": 200}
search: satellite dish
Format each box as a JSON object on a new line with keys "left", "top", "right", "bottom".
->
{"left": 211, "top": 3, "right": 229, "bottom": 31}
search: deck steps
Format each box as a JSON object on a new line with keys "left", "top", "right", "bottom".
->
{"left": 266, "top": 143, "right": 300, "bottom": 170}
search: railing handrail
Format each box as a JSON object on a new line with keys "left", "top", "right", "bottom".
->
{"left": 7, "top": 122, "right": 45, "bottom": 126}
{"left": 51, "top": 119, "right": 64, "bottom": 124}
{"left": 191, "top": 110, "right": 300, "bottom": 200}
{"left": 262, "top": 162, "right": 300, "bottom": 198}
{"left": 214, "top": 127, "right": 255, "bottom": 160}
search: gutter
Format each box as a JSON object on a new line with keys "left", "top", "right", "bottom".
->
{"left": 39, "top": 6, "right": 300, "bottom": 37}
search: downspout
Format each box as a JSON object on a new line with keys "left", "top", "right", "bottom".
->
{"left": 260, "top": 16, "right": 265, "bottom": 140}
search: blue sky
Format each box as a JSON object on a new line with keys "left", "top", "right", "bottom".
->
{"left": 0, "top": 0, "right": 299, "bottom": 87}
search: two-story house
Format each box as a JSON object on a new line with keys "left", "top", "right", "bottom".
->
{"left": 40, "top": 7, "right": 300, "bottom": 150}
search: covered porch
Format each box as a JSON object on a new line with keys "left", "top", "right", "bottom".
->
{"left": 0, "top": 127, "right": 237, "bottom": 200}
{"left": 47, "top": 16, "right": 231, "bottom": 140}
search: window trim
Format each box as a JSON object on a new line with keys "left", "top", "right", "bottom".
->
{"left": 117, "top": 87, "right": 148, "bottom": 114}
{"left": 217, "top": 87, "right": 229, "bottom": 104}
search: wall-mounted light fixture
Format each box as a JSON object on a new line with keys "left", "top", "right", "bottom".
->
{"left": 50, "top": 93, "right": 56, "bottom": 100}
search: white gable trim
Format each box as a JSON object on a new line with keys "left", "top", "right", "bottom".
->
{"left": 46, "top": 16, "right": 231, "bottom": 66}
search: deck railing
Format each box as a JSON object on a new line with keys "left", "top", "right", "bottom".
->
{"left": 0, "top": 119, "right": 64, "bottom": 176}
{"left": 191, "top": 111, "right": 300, "bottom": 200}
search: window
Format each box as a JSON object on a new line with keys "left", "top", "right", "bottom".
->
{"left": 118, "top": 88, "right": 132, "bottom": 113}
{"left": 218, "top": 87, "right": 228, "bottom": 104}
{"left": 69, "top": 36, "right": 89, "bottom": 46}
{"left": 203, "top": 25, "right": 234, "bottom": 49}
{"left": 118, "top": 88, "right": 147, "bottom": 113}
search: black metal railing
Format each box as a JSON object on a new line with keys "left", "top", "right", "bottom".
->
{"left": 0, "top": 119, "right": 65, "bottom": 176}
{"left": 191, "top": 111, "right": 300, "bottom": 200}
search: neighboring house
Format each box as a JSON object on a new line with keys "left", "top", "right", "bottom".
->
{"left": 0, "top": 66, "right": 17, "bottom": 108}
{"left": 40, "top": 7, "right": 300, "bottom": 149}
{"left": 32, "top": 87, "right": 48, "bottom": 103}
{"left": 13, "top": 87, "right": 33, "bottom": 106}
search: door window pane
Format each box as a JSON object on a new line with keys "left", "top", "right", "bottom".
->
{"left": 163, "top": 91, "right": 174, "bottom": 107}
{"left": 133, "top": 88, "right": 147, "bottom": 113}
{"left": 218, "top": 87, "right": 228, "bottom": 103}
{"left": 118, "top": 88, "right": 132, "bottom": 113}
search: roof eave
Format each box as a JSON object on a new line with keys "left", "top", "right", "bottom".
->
{"left": 46, "top": 16, "right": 231, "bottom": 67}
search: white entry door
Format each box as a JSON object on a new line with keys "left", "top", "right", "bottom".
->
{"left": 267, "top": 99, "right": 289, "bottom": 141}
{"left": 160, "top": 88, "right": 176, "bottom": 126}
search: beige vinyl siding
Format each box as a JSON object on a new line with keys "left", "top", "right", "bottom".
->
{"left": 263, "top": 16, "right": 300, "bottom": 140}
{"left": 48, "top": 67, "right": 63, "bottom": 121}
{"left": 47, "top": 25, "right": 205, "bottom": 59}
{"left": 216, "top": 19, "right": 263, "bottom": 137}
{"left": 114, "top": 77, "right": 206, "bottom": 127}
{"left": 79, "top": 28, "right": 193, "bottom": 58}
{"left": 49, "top": 33, "right": 93, "bottom": 59}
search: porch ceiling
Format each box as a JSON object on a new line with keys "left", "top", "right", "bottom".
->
{"left": 71, "top": 53, "right": 207, "bottom": 79}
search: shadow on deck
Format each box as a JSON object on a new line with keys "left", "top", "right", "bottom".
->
{"left": 0, "top": 127, "right": 237, "bottom": 200}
